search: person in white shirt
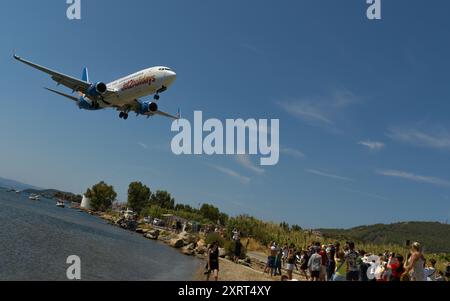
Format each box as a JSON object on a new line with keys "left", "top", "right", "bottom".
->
{"left": 425, "top": 258, "right": 437, "bottom": 281}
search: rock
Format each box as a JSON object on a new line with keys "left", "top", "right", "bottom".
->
{"left": 145, "top": 229, "right": 160, "bottom": 240}
{"left": 185, "top": 243, "right": 195, "bottom": 251}
{"left": 135, "top": 228, "right": 145, "bottom": 234}
{"left": 196, "top": 239, "right": 206, "bottom": 249}
{"left": 238, "top": 259, "right": 251, "bottom": 267}
{"left": 244, "top": 257, "right": 251, "bottom": 264}
{"left": 158, "top": 235, "right": 171, "bottom": 242}
{"left": 144, "top": 230, "right": 160, "bottom": 240}
{"left": 170, "top": 238, "right": 185, "bottom": 249}
{"left": 225, "top": 256, "right": 231, "bottom": 260}
{"left": 195, "top": 246, "right": 207, "bottom": 255}
{"left": 219, "top": 247, "right": 226, "bottom": 258}
{"left": 181, "top": 245, "right": 195, "bottom": 256}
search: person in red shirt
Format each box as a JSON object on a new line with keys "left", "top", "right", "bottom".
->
{"left": 388, "top": 254, "right": 405, "bottom": 281}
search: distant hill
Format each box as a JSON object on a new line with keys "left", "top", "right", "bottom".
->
{"left": 318, "top": 222, "right": 450, "bottom": 253}
{"left": 23, "top": 188, "right": 82, "bottom": 203}
{"left": 0, "top": 176, "right": 41, "bottom": 191}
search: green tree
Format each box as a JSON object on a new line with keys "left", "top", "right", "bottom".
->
{"left": 199, "top": 203, "right": 221, "bottom": 223}
{"left": 127, "top": 181, "right": 151, "bottom": 214}
{"left": 291, "top": 224, "right": 302, "bottom": 232}
{"left": 85, "top": 181, "right": 117, "bottom": 212}
{"left": 150, "top": 190, "right": 175, "bottom": 209}
{"left": 141, "top": 205, "right": 166, "bottom": 219}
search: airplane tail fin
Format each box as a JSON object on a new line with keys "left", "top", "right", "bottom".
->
{"left": 82, "top": 67, "right": 89, "bottom": 83}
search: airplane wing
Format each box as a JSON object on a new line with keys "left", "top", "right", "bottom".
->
{"left": 14, "top": 55, "right": 116, "bottom": 97}
{"left": 153, "top": 110, "right": 180, "bottom": 120}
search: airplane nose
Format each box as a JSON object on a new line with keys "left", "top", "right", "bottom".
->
{"left": 165, "top": 70, "right": 177, "bottom": 84}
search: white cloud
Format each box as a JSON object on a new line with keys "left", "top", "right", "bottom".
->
{"left": 209, "top": 164, "right": 251, "bottom": 184}
{"left": 279, "top": 101, "right": 333, "bottom": 125}
{"left": 387, "top": 126, "right": 450, "bottom": 150}
{"left": 376, "top": 169, "right": 450, "bottom": 188}
{"left": 357, "top": 140, "right": 385, "bottom": 151}
{"left": 235, "top": 155, "right": 265, "bottom": 174}
{"left": 280, "top": 146, "right": 306, "bottom": 159}
{"left": 138, "top": 142, "right": 148, "bottom": 149}
{"left": 305, "top": 169, "right": 354, "bottom": 182}
{"left": 279, "top": 89, "right": 360, "bottom": 128}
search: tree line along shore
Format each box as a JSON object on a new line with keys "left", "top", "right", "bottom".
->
{"left": 21, "top": 181, "right": 450, "bottom": 279}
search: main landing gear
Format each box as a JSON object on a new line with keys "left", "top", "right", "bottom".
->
{"left": 119, "top": 112, "right": 129, "bottom": 120}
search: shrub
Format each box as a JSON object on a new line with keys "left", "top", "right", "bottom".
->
{"left": 224, "top": 240, "right": 247, "bottom": 259}
{"left": 205, "top": 232, "right": 225, "bottom": 248}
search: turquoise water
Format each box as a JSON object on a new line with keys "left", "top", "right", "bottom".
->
{"left": 0, "top": 188, "right": 201, "bottom": 280}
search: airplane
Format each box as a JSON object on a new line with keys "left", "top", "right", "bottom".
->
{"left": 13, "top": 54, "right": 179, "bottom": 120}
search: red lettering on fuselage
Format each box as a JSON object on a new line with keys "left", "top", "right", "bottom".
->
{"left": 121, "top": 75, "right": 156, "bottom": 91}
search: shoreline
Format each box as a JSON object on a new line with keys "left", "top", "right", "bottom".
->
{"left": 95, "top": 211, "right": 285, "bottom": 281}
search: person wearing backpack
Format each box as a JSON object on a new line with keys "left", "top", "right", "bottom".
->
{"left": 345, "top": 241, "right": 360, "bottom": 281}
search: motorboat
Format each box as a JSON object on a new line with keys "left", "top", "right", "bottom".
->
{"left": 29, "top": 194, "right": 40, "bottom": 201}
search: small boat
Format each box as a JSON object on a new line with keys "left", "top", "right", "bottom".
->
{"left": 29, "top": 194, "right": 40, "bottom": 201}
{"left": 56, "top": 200, "right": 65, "bottom": 208}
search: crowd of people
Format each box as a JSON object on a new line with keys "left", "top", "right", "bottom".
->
{"left": 265, "top": 240, "right": 449, "bottom": 282}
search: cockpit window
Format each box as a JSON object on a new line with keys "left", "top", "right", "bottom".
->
{"left": 158, "top": 67, "right": 171, "bottom": 71}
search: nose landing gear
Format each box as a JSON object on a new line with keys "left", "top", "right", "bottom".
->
{"left": 153, "top": 86, "right": 167, "bottom": 101}
{"left": 119, "top": 112, "right": 129, "bottom": 120}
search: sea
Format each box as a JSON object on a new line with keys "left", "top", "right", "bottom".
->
{"left": 0, "top": 188, "right": 201, "bottom": 281}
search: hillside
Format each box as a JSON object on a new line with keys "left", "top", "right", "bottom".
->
{"left": 318, "top": 222, "right": 450, "bottom": 253}
{"left": 22, "top": 188, "right": 82, "bottom": 203}
{"left": 0, "top": 176, "right": 41, "bottom": 191}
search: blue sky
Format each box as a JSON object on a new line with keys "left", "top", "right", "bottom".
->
{"left": 1, "top": 0, "right": 450, "bottom": 228}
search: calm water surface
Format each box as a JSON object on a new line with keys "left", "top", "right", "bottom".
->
{"left": 0, "top": 188, "right": 201, "bottom": 280}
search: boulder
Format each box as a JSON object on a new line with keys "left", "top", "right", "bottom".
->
{"left": 145, "top": 229, "right": 160, "bottom": 240}
{"left": 170, "top": 238, "right": 185, "bottom": 249}
{"left": 196, "top": 239, "right": 206, "bottom": 249}
{"left": 219, "top": 247, "right": 226, "bottom": 258}
{"left": 181, "top": 245, "right": 195, "bottom": 256}
{"left": 195, "top": 246, "right": 207, "bottom": 255}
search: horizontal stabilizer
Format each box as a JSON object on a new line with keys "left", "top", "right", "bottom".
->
{"left": 44, "top": 87, "right": 79, "bottom": 102}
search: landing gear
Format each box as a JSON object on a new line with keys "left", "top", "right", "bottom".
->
{"left": 93, "top": 101, "right": 100, "bottom": 110}
{"left": 119, "top": 112, "right": 129, "bottom": 120}
{"left": 153, "top": 86, "right": 166, "bottom": 101}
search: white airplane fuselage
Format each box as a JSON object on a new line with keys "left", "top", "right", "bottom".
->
{"left": 101, "top": 66, "right": 177, "bottom": 108}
